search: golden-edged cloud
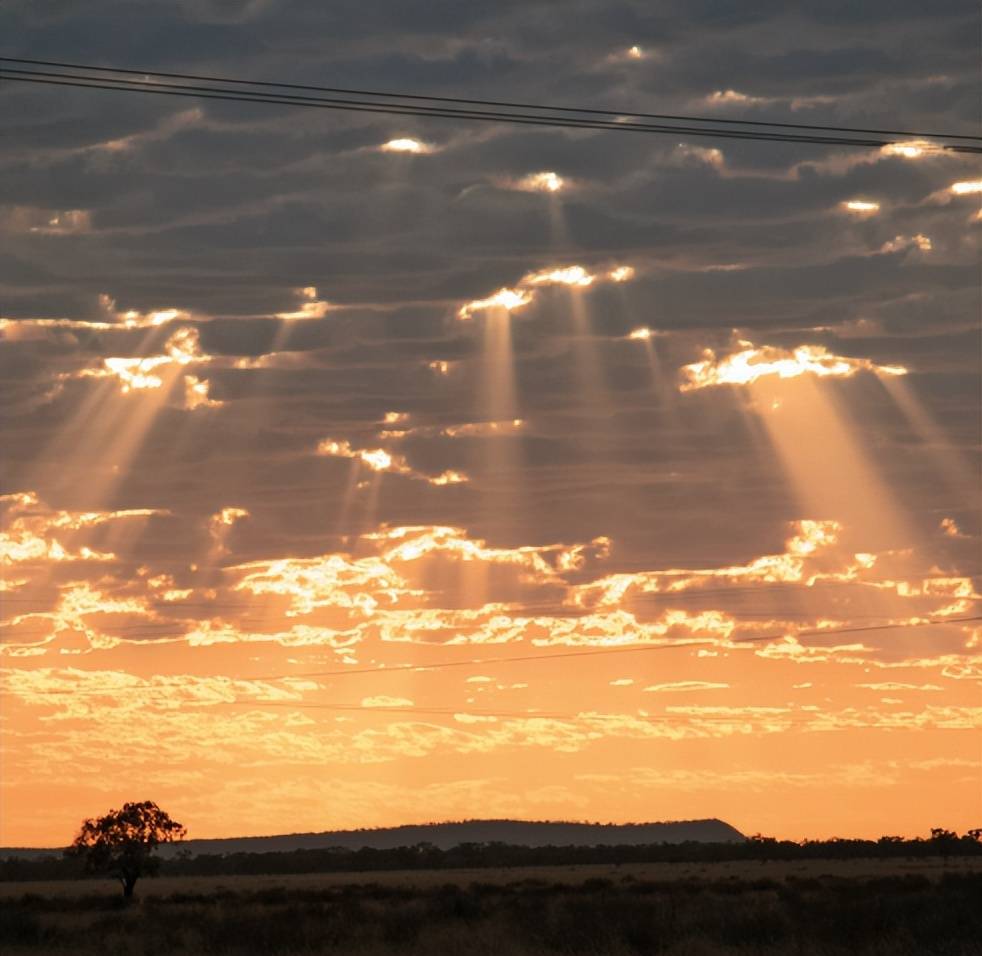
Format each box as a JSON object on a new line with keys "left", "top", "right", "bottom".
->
{"left": 842, "top": 199, "right": 880, "bottom": 214}
{"left": 0, "top": 492, "right": 161, "bottom": 571}
{"left": 501, "top": 171, "right": 567, "bottom": 193}
{"left": 457, "top": 287, "right": 533, "bottom": 319}
{"left": 379, "top": 138, "right": 436, "bottom": 154}
{"left": 73, "top": 326, "right": 217, "bottom": 410}
{"left": 316, "top": 438, "right": 468, "bottom": 485}
{"left": 679, "top": 341, "right": 906, "bottom": 391}
{"left": 458, "top": 261, "right": 636, "bottom": 319}
{"left": 2, "top": 207, "right": 92, "bottom": 236}
{"left": 880, "top": 234, "right": 932, "bottom": 253}
{"left": 276, "top": 286, "right": 330, "bottom": 320}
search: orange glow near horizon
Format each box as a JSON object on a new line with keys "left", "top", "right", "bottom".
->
{"left": 2, "top": 490, "right": 979, "bottom": 845}
{"left": 2, "top": 120, "right": 980, "bottom": 854}
{"left": 3, "top": 290, "right": 978, "bottom": 847}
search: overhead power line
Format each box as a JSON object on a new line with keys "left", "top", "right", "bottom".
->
{"left": 242, "top": 615, "right": 982, "bottom": 682}
{"left": 11, "top": 616, "right": 980, "bottom": 700}
{"left": 2, "top": 58, "right": 980, "bottom": 153}
{"left": 218, "top": 702, "right": 826, "bottom": 726}
{"left": 4, "top": 56, "right": 980, "bottom": 142}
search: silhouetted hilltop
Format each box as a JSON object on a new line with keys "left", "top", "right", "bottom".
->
{"left": 1, "top": 818, "right": 744, "bottom": 860}
{"left": 161, "top": 818, "right": 744, "bottom": 857}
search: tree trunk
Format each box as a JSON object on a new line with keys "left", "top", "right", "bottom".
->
{"left": 123, "top": 874, "right": 137, "bottom": 900}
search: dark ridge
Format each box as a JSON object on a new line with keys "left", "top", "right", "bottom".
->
{"left": 2, "top": 817, "right": 744, "bottom": 859}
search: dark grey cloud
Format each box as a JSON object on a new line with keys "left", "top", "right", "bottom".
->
{"left": 1, "top": 0, "right": 979, "bottom": 588}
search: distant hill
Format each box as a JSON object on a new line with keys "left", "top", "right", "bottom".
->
{"left": 2, "top": 818, "right": 744, "bottom": 860}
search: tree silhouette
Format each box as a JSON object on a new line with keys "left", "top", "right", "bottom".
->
{"left": 66, "top": 801, "right": 186, "bottom": 899}
{"left": 929, "top": 827, "right": 959, "bottom": 865}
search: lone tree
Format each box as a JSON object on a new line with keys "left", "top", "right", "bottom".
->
{"left": 66, "top": 801, "right": 186, "bottom": 899}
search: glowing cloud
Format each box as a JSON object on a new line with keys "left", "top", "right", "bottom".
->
{"left": 643, "top": 681, "right": 731, "bottom": 693}
{"left": 0, "top": 492, "right": 160, "bottom": 569}
{"left": 208, "top": 506, "right": 248, "bottom": 557}
{"left": 941, "top": 517, "right": 964, "bottom": 538}
{"left": 457, "top": 262, "right": 635, "bottom": 320}
{"left": 523, "top": 265, "right": 595, "bottom": 288}
{"left": 361, "top": 696, "right": 415, "bottom": 708}
{"left": 675, "top": 144, "right": 724, "bottom": 168}
{"left": 210, "top": 506, "right": 249, "bottom": 530}
{"left": 99, "top": 294, "right": 191, "bottom": 329}
{"left": 183, "top": 375, "right": 221, "bottom": 410}
{"left": 7, "top": 208, "right": 92, "bottom": 235}
{"left": 379, "top": 138, "right": 434, "bottom": 154}
{"left": 276, "top": 286, "right": 329, "bottom": 320}
{"left": 86, "top": 327, "right": 201, "bottom": 393}
{"left": 318, "top": 439, "right": 398, "bottom": 472}
{"left": 880, "top": 234, "right": 932, "bottom": 253}
{"left": 509, "top": 171, "right": 566, "bottom": 193}
{"left": 843, "top": 200, "right": 880, "bottom": 214}
{"left": 706, "top": 90, "right": 769, "bottom": 106}
{"left": 628, "top": 327, "right": 655, "bottom": 341}
{"left": 441, "top": 419, "right": 525, "bottom": 438}
{"left": 457, "top": 287, "right": 533, "bottom": 319}
{"left": 429, "top": 470, "right": 468, "bottom": 485}
{"left": 316, "top": 438, "right": 467, "bottom": 485}
{"left": 880, "top": 140, "right": 933, "bottom": 159}
{"left": 608, "top": 266, "right": 636, "bottom": 282}
{"left": 950, "top": 181, "right": 982, "bottom": 195}
{"left": 679, "top": 341, "right": 907, "bottom": 391}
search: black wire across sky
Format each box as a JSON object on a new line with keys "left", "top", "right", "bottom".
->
{"left": 2, "top": 57, "right": 981, "bottom": 153}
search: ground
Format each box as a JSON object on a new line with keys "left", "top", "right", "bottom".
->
{"left": 2, "top": 859, "right": 982, "bottom": 955}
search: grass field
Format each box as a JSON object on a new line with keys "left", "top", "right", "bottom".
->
{"left": 1, "top": 855, "right": 981, "bottom": 899}
{"left": 3, "top": 860, "right": 981, "bottom": 955}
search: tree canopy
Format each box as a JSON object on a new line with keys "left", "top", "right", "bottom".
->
{"left": 66, "top": 800, "right": 186, "bottom": 898}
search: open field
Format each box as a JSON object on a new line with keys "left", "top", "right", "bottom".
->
{"left": 3, "top": 862, "right": 982, "bottom": 955}
{"left": 2, "top": 856, "right": 982, "bottom": 899}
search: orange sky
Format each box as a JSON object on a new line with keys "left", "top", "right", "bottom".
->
{"left": 1, "top": 322, "right": 979, "bottom": 847}
{"left": 2, "top": 19, "right": 981, "bottom": 847}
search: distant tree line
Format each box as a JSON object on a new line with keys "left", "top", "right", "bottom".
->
{"left": 2, "top": 828, "right": 979, "bottom": 883}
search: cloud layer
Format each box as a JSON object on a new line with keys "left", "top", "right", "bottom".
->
{"left": 1, "top": 0, "right": 979, "bottom": 845}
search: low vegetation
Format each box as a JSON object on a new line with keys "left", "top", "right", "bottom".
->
{"left": 2, "top": 870, "right": 981, "bottom": 955}
{"left": 4, "top": 830, "right": 981, "bottom": 883}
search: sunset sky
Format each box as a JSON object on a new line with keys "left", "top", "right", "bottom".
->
{"left": 1, "top": 1, "right": 980, "bottom": 848}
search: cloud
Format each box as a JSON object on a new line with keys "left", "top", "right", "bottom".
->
{"left": 457, "top": 261, "right": 635, "bottom": 319}
{"left": 643, "top": 681, "right": 730, "bottom": 693}
{"left": 276, "top": 286, "right": 330, "bottom": 320}
{"left": 0, "top": 492, "right": 162, "bottom": 571}
{"left": 501, "top": 171, "right": 567, "bottom": 193}
{"left": 378, "top": 138, "right": 436, "bottom": 154}
{"left": 457, "top": 287, "right": 533, "bottom": 319}
{"left": 679, "top": 341, "right": 906, "bottom": 391}
{"left": 361, "top": 695, "right": 416, "bottom": 707}
{"left": 315, "top": 438, "right": 468, "bottom": 485}
{"left": 2, "top": 0, "right": 980, "bottom": 844}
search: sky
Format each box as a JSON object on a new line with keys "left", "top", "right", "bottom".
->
{"left": 1, "top": 0, "right": 980, "bottom": 847}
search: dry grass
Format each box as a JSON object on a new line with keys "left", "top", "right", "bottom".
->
{"left": 2, "top": 862, "right": 982, "bottom": 955}
{"left": 1, "top": 855, "right": 979, "bottom": 900}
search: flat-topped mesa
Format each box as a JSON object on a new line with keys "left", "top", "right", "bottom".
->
{"left": 147, "top": 818, "right": 745, "bottom": 858}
